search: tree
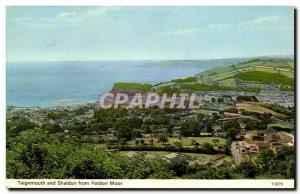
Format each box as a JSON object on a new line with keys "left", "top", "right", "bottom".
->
{"left": 211, "top": 98, "right": 216, "bottom": 103}
{"left": 227, "top": 127, "right": 240, "bottom": 141}
{"left": 244, "top": 120, "right": 266, "bottom": 131}
{"left": 182, "top": 166, "right": 232, "bottom": 179}
{"left": 119, "top": 138, "right": 127, "bottom": 145}
{"left": 116, "top": 126, "right": 132, "bottom": 141}
{"left": 169, "top": 159, "right": 188, "bottom": 176}
{"left": 201, "top": 143, "right": 216, "bottom": 154}
{"left": 287, "top": 160, "right": 295, "bottom": 179}
{"left": 270, "top": 146, "right": 295, "bottom": 178}
{"left": 158, "top": 134, "right": 169, "bottom": 145}
{"left": 205, "top": 122, "right": 213, "bottom": 133}
{"left": 224, "top": 120, "right": 241, "bottom": 141}
{"left": 255, "top": 149, "right": 275, "bottom": 172}
{"left": 19, "top": 143, "right": 50, "bottom": 178}
{"left": 47, "top": 112, "right": 63, "bottom": 120}
{"left": 181, "top": 120, "right": 201, "bottom": 137}
{"left": 236, "top": 95, "right": 258, "bottom": 102}
{"left": 69, "top": 160, "right": 101, "bottom": 179}
{"left": 144, "top": 125, "right": 152, "bottom": 134}
{"left": 237, "top": 161, "right": 258, "bottom": 178}
{"left": 224, "top": 120, "right": 241, "bottom": 131}
{"left": 43, "top": 123, "right": 61, "bottom": 133}
{"left": 217, "top": 97, "right": 224, "bottom": 103}
{"left": 17, "top": 120, "right": 36, "bottom": 132}
{"left": 132, "top": 128, "right": 143, "bottom": 138}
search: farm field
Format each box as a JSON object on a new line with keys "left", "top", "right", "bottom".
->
{"left": 236, "top": 102, "right": 283, "bottom": 116}
{"left": 127, "top": 137, "right": 227, "bottom": 147}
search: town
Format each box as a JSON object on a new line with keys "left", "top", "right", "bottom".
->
{"left": 7, "top": 58, "right": 295, "bottom": 179}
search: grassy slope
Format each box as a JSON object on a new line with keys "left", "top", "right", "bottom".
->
{"left": 198, "top": 58, "right": 294, "bottom": 80}
{"left": 113, "top": 82, "right": 153, "bottom": 92}
{"left": 235, "top": 70, "right": 294, "bottom": 86}
{"left": 236, "top": 102, "right": 283, "bottom": 117}
{"left": 114, "top": 58, "right": 294, "bottom": 93}
{"left": 128, "top": 137, "right": 227, "bottom": 147}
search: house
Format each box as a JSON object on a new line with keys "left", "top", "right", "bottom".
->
{"left": 256, "top": 130, "right": 265, "bottom": 137}
{"left": 251, "top": 128, "right": 280, "bottom": 142}
{"left": 241, "top": 142, "right": 259, "bottom": 155}
{"left": 264, "top": 127, "right": 280, "bottom": 142}
{"left": 255, "top": 142, "right": 270, "bottom": 151}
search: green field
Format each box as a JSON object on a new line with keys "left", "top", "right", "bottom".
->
{"left": 128, "top": 137, "right": 227, "bottom": 147}
{"left": 254, "top": 66, "right": 294, "bottom": 78}
{"left": 172, "top": 76, "right": 197, "bottom": 83}
{"left": 268, "top": 122, "right": 294, "bottom": 129}
{"left": 196, "top": 58, "right": 294, "bottom": 84}
{"left": 113, "top": 82, "right": 153, "bottom": 92}
{"left": 235, "top": 70, "right": 294, "bottom": 87}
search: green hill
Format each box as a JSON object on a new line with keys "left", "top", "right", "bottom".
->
{"left": 114, "top": 58, "right": 294, "bottom": 93}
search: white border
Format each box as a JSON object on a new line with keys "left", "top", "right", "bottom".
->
{"left": 5, "top": 179, "right": 295, "bottom": 189}
{"left": 0, "top": 0, "right": 298, "bottom": 193}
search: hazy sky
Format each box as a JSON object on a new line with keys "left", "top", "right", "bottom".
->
{"left": 7, "top": 6, "right": 294, "bottom": 61}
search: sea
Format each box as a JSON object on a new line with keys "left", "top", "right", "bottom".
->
{"left": 7, "top": 59, "right": 246, "bottom": 107}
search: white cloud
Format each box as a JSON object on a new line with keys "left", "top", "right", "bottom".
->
{"left": 208, "top": 24, "right": 231, "bottom": 29}
{"left": 238, "top": 16, "right": 282, "bottom": 28}
{"left": 207, "top": 16, "right": 285, "bottom": 30}
{"left": 56, "top": 7, "right": 123, "bottom": 22}
{"left": 57, "top": 11, "right": 77, "bottom": 18}
{"left": 154, "top": 28, "right": 203, "bottom": 36}
{"left": 84, "top": 8, "right": 107, "bottom": 17}
{"left": 153, "top": 15, "right": 291, "bottom": 37}
{"left": 12, "top": 7, "right": 122, "bottom": 28}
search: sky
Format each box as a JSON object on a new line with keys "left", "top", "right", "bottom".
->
{"left": 7, "top": 6, "right": 294, "bottom": 61}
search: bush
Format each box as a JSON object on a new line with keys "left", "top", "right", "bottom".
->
{"left": 236, "top": 95, "right": 258, "bottom": 102}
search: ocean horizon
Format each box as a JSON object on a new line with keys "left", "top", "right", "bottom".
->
{"left": 7, "top": 59, "right": 248, "bottom": 107}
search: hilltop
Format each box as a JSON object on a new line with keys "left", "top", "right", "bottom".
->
{"left": 111, "top": 58, "right": 294, "bottom": 107}
{"left": 155, "top": 57, "right": 294, "bottom": 92}
{"left": 113, "top": 58, "right": 294, "bottom": 92}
